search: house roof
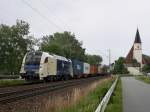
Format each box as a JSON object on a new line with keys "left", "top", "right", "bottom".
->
{"left": 134, "top": 29, "right": 141, "bottom": 43}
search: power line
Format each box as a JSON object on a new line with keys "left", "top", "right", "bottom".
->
{"left": 38, "top": 0, "right": 71, "bottom": 31}
{"left": 21, "top": 0, "right": 64, "bottom": 31}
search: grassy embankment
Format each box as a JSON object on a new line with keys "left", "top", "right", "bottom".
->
{"left": 0, "top": 79, "right": 27, "bottom": 87}
{"left": 60, "top": 77, "right": 115, "bottom": 112}
{"left": 105, "top": 78, "right": 122, "bottom": 112}
{"left": 136, "top": 75, "right": 150, "bottom": 84}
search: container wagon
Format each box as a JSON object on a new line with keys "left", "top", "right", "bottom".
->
{"left": 83, "top": 62, "right": 90, "bottom": 77}
{"left": 71, "top": 60, "right": 83, "bottom": 78}
{"left": 90, "top": 65, "right": 98, "bottom": 76}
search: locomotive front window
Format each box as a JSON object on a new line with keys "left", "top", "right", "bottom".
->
{"left": 25, "top": 52, "right": 42, "bottom": 65}
{"left": 44, "top": 57, "right": 48, "bottom": 63}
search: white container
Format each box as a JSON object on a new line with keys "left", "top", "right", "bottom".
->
{"left": 83, "top": 63, "right": 90, "bottom": 74}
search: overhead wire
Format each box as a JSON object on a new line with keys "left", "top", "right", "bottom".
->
{"left": 38, "top": 0, "right": 71, "bottom": 31}
{"left": 21, "top": 0, "right": 64, "bottom": 31}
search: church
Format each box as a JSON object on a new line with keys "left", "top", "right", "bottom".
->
{"left": 125, "top": 29, "right": 150, "bottom": 74}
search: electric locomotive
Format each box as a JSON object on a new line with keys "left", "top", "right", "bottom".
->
{"left": 20, "top": 51, "right": 73, "bottom": 81}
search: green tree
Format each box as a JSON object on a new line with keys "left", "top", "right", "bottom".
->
{"left": 113, "top": 57, "right": 129, "bottom": 74}
{"left": 40, "top": 31, "right": 86, "bottom": 61}
{"left": 0, "top": 20, "right": 34, "bottom": 75}
{"left": 85, "top": 54, "right": 102, "bottom": 65}
{"left": 101, "top": 65, "right": 109, "bottom": 73}
{"left": 142, "top": 64, "right": 150, "bottom": 73}
{"left": 131, "top": 59, "right": 140, "bottom": 67}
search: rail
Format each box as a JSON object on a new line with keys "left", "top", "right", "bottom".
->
{"left": 95, "top": 76, "right": 118, "bottom": 112}
{"left": 0, "top": 76, "right": 106, "bottom": 104}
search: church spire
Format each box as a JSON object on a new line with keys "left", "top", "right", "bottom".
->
{"left": 134, "top": 28, "right": 141, "bottom": 43}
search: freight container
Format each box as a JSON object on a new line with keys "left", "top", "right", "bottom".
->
{"left": 72, "top": 60, "right": 83, "bottom": 78}
{"left": 98, "top": 65, "right": 102, "bottom": 74}
{"left": 90, "top": 65, "right": 98, "bottom": 75}
{"left": 83, "top": 62, "right": 90, "bottom": 75}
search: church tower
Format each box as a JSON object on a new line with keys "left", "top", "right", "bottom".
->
{"left": 133, "top": 29, "right": 142, "bottom": 65}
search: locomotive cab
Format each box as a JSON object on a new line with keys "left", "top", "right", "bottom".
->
{"left": 20, "top": 51, "right": 43, "bottom": 80}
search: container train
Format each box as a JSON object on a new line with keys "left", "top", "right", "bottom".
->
{"left": 20, "top": 51, "right": 105, "bottom": 81}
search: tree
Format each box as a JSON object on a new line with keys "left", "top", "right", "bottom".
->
{"left": 85, "top": 54, "right": 102, "bottom": 65}
{"left": 40, "top": 31, "right": 86, "bottom": 61}
{"left": 113, "top": 57, "right": 129, "bottom": 74}
{"left": 101, "top": 65, "right": 109, "bottom": 73}
{"left": 0, "top": 20, "right": 35, "bottom": 75}
{"left": 131, "top": 59, "right": 140, "bottom": 67}
{"left": 142, "top": 64, "right": 150, "bottom": 73}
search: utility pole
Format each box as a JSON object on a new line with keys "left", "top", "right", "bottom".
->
{"left": 109, "top": 49, "right": 111, "bottom": 66}
{"left": 108, "top": 49, "right": 111, "bottom": 71}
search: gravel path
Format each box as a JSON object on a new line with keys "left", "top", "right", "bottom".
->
{"left": 122, "top": 77, "right": 150, "bottom": 112}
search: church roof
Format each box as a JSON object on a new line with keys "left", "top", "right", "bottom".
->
{"left": 125, "top": 46, "right": 134, "bottom": 64}
{"left": 134, "top": 29, "right": 141, "bottom": 43}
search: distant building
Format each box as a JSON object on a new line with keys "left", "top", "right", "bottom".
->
{"left": 125, "top": 29, "right": 150, "bottom": 67}
{"left": 125, "top": 29, "right": 150, "bottom": 75}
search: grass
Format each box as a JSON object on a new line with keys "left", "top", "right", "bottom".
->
{"left": 119, "top": 74, "right": 134, "bottom": 77}
{"left": 135, "top": 75, "right": 150, "bottom": 84}
{"left": 105, "top": 78, "right": 122, "bottom": 112}
{"left": 0, "top": 75, "right": 19, "bottom": 79}
{"left": 0, "top": 79, "right": 27, "bottom": 87}
{"left": 59, "top": 77, "right": 115, "bottom": 112}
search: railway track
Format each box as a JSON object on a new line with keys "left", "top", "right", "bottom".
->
{"left": 0, "top": 76, "right": 109, "bottom": 104}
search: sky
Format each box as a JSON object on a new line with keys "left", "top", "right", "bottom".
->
{"left": 0, "top": 0, "right": 150, "bottom": 64}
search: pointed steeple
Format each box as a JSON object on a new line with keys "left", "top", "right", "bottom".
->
{"left": 134, "top": 28, "right": 141, "bottom": 43}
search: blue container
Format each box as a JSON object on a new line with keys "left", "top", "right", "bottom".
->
{"left": 56, "top": 59, "right": 71, "bottom": 76}
{"left": 72, "top": 60, "right": 84, "bottom": 76}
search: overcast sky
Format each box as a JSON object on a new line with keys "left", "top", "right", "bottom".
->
{"left": 0, "top": 0, "right": 150, "bottom": 64}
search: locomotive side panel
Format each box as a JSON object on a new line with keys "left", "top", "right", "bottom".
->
{"left": 40, "top": 57, "right": 57, "bottom": 79}
{"left": 56, "top": 59, "right": 71, "bottom": 76}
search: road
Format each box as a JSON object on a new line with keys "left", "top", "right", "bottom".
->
{"left": 122, "top": 77, "right": 150, "bottom": 112}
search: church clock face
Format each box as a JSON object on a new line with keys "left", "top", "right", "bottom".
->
{"left": 135, "top": 44, "right": 141, "bottom": 50}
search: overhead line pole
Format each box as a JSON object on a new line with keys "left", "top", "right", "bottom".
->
{"left": 108, "top": 49, "right": 111, "bottom": 71}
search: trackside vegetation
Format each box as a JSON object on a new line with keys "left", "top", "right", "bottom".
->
{"left": 105, "top": 78, "right": 122, "bottom": 112}
{"left": 0, "top": 79, "right": 27, "bottom": 87}
{"left": 136, "top": 75, "right": 150, "bottom": 84}
{"left": 60, "top": 78, "right": 115, "bottom": 112}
